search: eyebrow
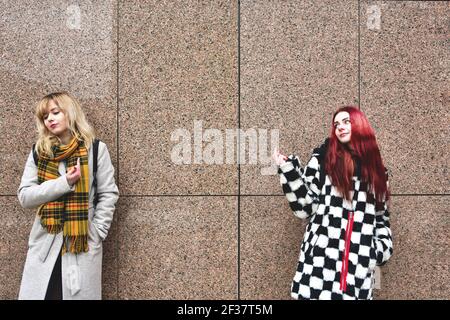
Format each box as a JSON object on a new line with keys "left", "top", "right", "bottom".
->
{"left": 334, "top": 117, "right": 350, "bottom": 125}
{"left": 43, "top": 107, "right": 59, "bottom": 115}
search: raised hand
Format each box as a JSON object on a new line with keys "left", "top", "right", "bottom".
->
{"left": 66, "top": 157, "right": 81, "bottom": 187}
{"left": 272, "top": 148, "right": 288, "bottom": 166}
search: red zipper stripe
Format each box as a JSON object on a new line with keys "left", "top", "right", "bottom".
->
{"left": 340, "top": 211, "right": 354, "bottom": 293}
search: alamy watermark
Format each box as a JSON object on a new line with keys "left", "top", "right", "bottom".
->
{"left": 66, "top": 4, "right": 81, "bottom": 30}
{"left": 170, "top": 120, "right": 280, "bottom": 175}
{"left": 170, "top": 120, "right": 384, "bottom": 289}
{"left": 367, "top": 5, "right": 381, "bottom": 31}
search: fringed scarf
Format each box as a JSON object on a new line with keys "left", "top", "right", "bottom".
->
{"left": 36, "top": 137, "right": 89, "bottom": 254}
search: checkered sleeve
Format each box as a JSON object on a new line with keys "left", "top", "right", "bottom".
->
{"left": 374, "top": 169, "right": 393, "bottom": 266}
{"left": 277, "top": 154, "right": 322, "bottom": 219}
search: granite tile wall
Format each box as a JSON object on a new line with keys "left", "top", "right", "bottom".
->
{"left": 0, "top": 0, "right": 119, "bottom": 299}
{"left": 0, "top": 1, "right": 448, "bottom": 300}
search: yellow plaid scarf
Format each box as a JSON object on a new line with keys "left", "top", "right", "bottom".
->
{"left": 37, "top": 137, "right": 89, "bottom": 254}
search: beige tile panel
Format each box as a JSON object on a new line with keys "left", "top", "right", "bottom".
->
{"left": 240, "top": 0, "right": 359, "bottom": 195}
{"left": 0, "top": 197, "right": 31, "bottom": 299}
{"left": 360, "top": 1, "right": 450, "bottom": 194}
{"left": 0, "top": 196, "right": 120, "bottom": 299}
{"left": 117, "top": 196, "right": 237, "bottom": 299}
{"left": 118, "top": 0, "right": 238, "bottom": 195}
{"left": 241, "top": 195, "right": 450, "bottom": 300}
{"left": 0, "top": 0, "right": 117, "bottom": 194}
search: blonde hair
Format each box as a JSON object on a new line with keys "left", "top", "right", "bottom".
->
{"left": 34, "top": 91, "right": 96, "bottom": 158}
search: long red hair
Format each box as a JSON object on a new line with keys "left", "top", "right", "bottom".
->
{"left": 324, "top": 106, "right": 389, "bottom": 205}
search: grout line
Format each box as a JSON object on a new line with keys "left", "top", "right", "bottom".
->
{"left": 115, "top": 0, "right": 120, "bottom": 300}
{"left": 358, "top": 0, "right": 361, "bottom": 109}
{"left": 237, "top": 0, "right": 241, "bottom": 301}
{"left": 2, "top": 194, "right": 449, "bottom": 197}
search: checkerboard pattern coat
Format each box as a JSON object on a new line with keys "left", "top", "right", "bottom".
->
{"left": 278, "top": 139, "right": 393, "bottom": 300}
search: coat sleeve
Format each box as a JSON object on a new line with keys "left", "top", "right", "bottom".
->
{"left": 373, "top": 169, "right": 393, "bottom": 266}
{"left": 277, "top": 154, "right": 322, "bottom": 219}
{"left": 92, "top": 142, "right": 119, "bottom": 240}
{"left": 17, "top": 150, "right": 75, "bottom": 209}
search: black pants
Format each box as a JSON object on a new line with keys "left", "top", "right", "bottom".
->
{"left": 45, "top": 252, "right": 62, "bottom": 300}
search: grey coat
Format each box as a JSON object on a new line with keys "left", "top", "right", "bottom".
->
{"left": 17, "top": 141, "right": 119, "bottom": 300}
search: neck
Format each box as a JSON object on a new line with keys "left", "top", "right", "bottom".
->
{"left": 58, "top": 131, "right": 73, "bottom": 146}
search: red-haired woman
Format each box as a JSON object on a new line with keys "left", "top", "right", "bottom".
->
{"left": 273, "top": 106, "right": 393, "bottom": 300}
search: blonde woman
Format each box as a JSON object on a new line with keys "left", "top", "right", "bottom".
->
{"left": 17, "top": 92, "right": 119, "bottom": 300}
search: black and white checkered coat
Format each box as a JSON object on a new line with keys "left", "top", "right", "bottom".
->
{"left": 278, "top": 139, "right": 393, "bottom": 300}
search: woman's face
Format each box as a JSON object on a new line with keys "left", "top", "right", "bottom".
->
{"left": 43, "top": 100, "right": 69, "bottom": 137}
{"left": 334, "top": 111, "right": 351, "bottom": 144}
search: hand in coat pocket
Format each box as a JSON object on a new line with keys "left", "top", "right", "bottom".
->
{"left": 88, "top": 222, "right": 102, "bottom": 246}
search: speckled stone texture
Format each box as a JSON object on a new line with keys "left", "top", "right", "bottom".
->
{"left": 118, "top": 0, "right": 238, "bottom": 195}
{"left": 240, "top": 0, "right": 359, "bottom": 195}
{"left": 102, "top": 207, "right": 119, "bottom": 300}
{"left": 360, "top": 1, "right": 450, "bottom": 194}
{"left": 373, "top": 196, "right": 449, "bottom": 300}
{"left": 0, "top": 0, "right": 118, "bottom": 195}
{"left": 1, "top": 0, "right": 449, "bottom": 300}
{"left": 0, "top": 198, "right": 31, "bottom": 299}
{"left": 0, "top": 198, "right": 119, "bottom": 300}
{"left": 117, "top": 197, "right": 237, "bottom": 299}
{"left": 240, "top": 196, "right": 307, "bottom": 300}
{"left": 0, "top": 1, "right": 118, "bottom": 299}
{"left": 241, "top": 195, "right": 450, "bottom": 300}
